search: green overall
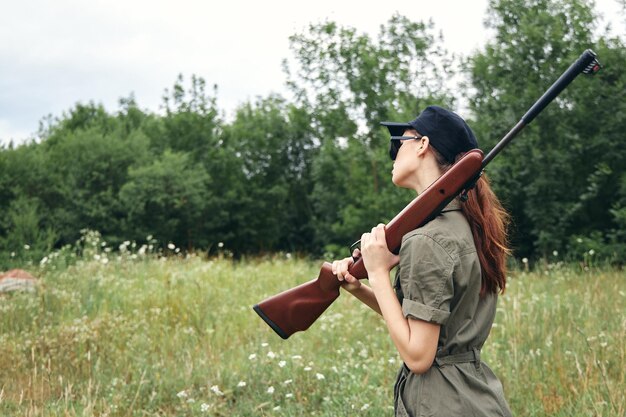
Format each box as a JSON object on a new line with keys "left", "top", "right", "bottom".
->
{"left": 393, "top": 200, "right": 512, "bottom": 417}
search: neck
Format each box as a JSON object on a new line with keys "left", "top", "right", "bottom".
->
{"left": 414, "top": 158, "right": 443, "bottom": 195}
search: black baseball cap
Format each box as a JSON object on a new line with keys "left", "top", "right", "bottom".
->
{"left": 381, "top": 106, "right": 478, "bottom": 163}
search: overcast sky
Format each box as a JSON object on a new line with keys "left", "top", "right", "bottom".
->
{"left": 1, "top": 0, "right": 624, "bottom": 145}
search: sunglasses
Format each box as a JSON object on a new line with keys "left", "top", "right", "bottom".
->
{"left": 389, "top": 135, "right": 423, "bottom": 160}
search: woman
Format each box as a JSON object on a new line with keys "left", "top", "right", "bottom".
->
{"left": 332, "top": 106, "right": 513, "bottom": 416}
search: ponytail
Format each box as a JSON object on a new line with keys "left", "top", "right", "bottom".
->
{"left": 434, "top": 149, "right": 511, "bottom": 295}
{"left": 460, "top": 175, "right": 511, "bottom": 295}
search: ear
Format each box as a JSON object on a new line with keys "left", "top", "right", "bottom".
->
{"left": 417, "top": 136, "right": 430, "bottom": 156}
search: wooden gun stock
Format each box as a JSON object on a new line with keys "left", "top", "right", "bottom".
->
{"left": 254, "top": 149, "right": 484, "bottom": 339}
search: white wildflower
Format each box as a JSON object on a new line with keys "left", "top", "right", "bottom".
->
{"left": 200, "top": 403, "right": 210, "bottom": 412}
{"left": 291, "top": 355, "right": 302, "bottom": 360}
{"left": 248, "top": 353, "right": 257, "bottom": 360}
{"left": 267, "top": 351, "right": 276, "bottom": 359}
{"left": 261, "top": 342, "right": 268, "bottom": 347}
{"left": 167, "top": 243, "right": 175, "bottom": 250}
{"left": 588, "top": 249, "right": 595, "bottom": 256}
{"left": 24, "top": 244, "right": 30, "bottom": 250}
{"left": 210, "top": 385, "right": 224, "bottom": 396}
{"left": 273, "top": 406, "right": 281, "bottom": 411}
{"left": 283, "top": 379, "right": 293, "bottom": 384}
{"left": 361, "top": 404, "right": 370, "bottom": 411}
{"left": 576, "top": 238, "right": 583, "bottom": 243}
{"left": 522, "top": 257, "right": 528, "bottom": 264}
{"left": 177, "top": 390, "right": 187, "bottom": 399}
{"left": 218, "top": 242, "right": 224, "bottom": 248}
{"left": 552, "top": 250, "right": 558, "bottom": 256}
{"left": 237, "top": 381, "right": 247, "bottom": 387}
{"left": 267, "top": 386, "right": 275, "bottom": 394}
{"left": 303, "top": 366, "right": 312, "bottom": 371}
{"left": 316, "top": 373, "right": 325, "bottom": 380}
{"left": 285, "top": 393, "right": 293, "bottom": 398}
{"left": 278, "top": 360, "right": 286, "bottom": 368}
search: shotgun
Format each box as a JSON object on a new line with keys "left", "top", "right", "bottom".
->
{"left": 254, "top": 49, "right": 601, "bottom": 339}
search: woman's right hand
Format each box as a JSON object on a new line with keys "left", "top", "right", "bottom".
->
{"left": 331, "top": 248, "right": 362, "bottom": 292}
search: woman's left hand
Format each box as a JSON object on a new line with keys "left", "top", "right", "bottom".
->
{"left": 360, "top": 224, "right": 400, "bottom": 283}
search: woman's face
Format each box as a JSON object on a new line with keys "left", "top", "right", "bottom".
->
{"left": 391, "top": 128, "right": 422, "bottom": 188}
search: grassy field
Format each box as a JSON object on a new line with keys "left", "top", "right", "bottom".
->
{"left": 0, "top": 246, "right": 624, "bottom": 416}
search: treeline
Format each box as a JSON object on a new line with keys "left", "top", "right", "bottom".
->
{"left": 1, "top": 0, "right": 625, "bottom": 268}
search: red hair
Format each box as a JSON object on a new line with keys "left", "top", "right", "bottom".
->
{"left": 437, "top": 151, "right": 511, "bottom": 295}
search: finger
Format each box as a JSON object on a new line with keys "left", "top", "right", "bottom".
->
{"left": 373, "top": 224, "right": 386, "bottom": 240}
{"left": 338, "top": 260, "right": 350, "bottom": 279}
{"left": 370, "top": 226, "right": 380, "bottom": 243}
{"left": 332, "top": 261, "right": 343, "bottom": 280}
{"left": 352, "top": 248, "right": 361, "bottom": 257}
{"left": 345, "top": 273, "right": 358, "bottom": 283}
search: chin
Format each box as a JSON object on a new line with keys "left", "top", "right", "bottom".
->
{"left": 392, "top": 173, "right": 414, "bottom": 190}
{"left": 391, "top": 172, "right": 404, "bottom": 188}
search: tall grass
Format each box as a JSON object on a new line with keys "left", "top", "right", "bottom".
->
{"left": 0, "top": 250, "right": 624, "bottom": 416}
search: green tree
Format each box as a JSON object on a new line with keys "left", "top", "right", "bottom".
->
{"left": 284, "top": 15, "right": 455, "bottom": 254}
{"left": 155, "top": 74, "right": 220, "bottom": 162}
{"left": 467, "top": 0, "right": 626, "bottom": 260}
{"left": 0, "top": 141, "right": 60, "bottom": 268}
{"left": 0, "top": 101, "right": 154, "bottom": 255}
{"left": 0, "top": 196, "right": 57, "bottom": 267}
{"left": 119, "top": 150, "right": 210, "bottom": 249}
{"left": 220, "top": 96, "right": 316, "bottom": 253}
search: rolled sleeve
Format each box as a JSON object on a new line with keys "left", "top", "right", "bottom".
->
{"left": 398, "top": 232, "right": 454, "bottom": 325}
{"left": 402, "top": 298, "right": 451, "bottom": 324}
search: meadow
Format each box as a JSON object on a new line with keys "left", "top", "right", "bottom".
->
{"left": 0, "top": 238, "right": 624, "bottom": 416}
